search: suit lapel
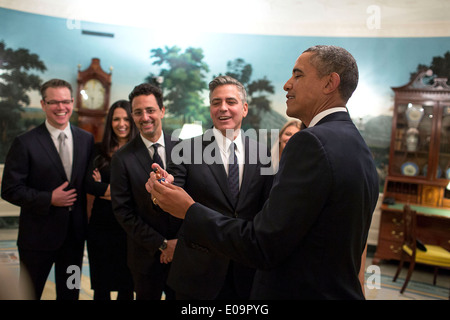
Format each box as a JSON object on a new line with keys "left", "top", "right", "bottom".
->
{"left": 163, "top": 130, "right": 177, "bottom": 164}
{"left": 236, "top": 135, "right": 257, "bottom": 208}
{"left": 201, "top": 133, "right": 234, "bottom": 204}
{"left": 36, "top": 123, "right": 67, "bottom": 180}
{"left": 203, "top": 131, "right": 258, "bottom": 209}
{"left": 132, "top": 132, "right": 178, "bottom": 177}
{"left": 70, "top": 126, "right": 80, "bottom": 182}
{"left": 131, "top": 136, "right": 152, "bottom": 176}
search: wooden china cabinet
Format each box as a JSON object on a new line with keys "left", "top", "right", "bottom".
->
{"left": 373, "top": 70, "right": 450, "bottom": 264}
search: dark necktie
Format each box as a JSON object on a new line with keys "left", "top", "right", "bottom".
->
{"left": 58, "top": 132, "right": 71, "bottom": 181}
{"left": 227, "top": 142, "right": 239, "bottom": 207}
{"left": 152, "top": 143, "right": 164, "bottom": 169}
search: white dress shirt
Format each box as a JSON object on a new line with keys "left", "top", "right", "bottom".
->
{"left": 140, "top": 132, "right": 167, "bottom": 168}
{"left": 45, "top": 120, "right": 73, "bottom": 168}
{"left": 308, "top": 107, "right": 348, "bottom": 128}
{"left": 213, "top": 127, "right": 244, "bottom": 188}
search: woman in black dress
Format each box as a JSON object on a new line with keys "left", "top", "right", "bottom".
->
{"left": 85, "top": 100, "right": 137, "bottom": 300}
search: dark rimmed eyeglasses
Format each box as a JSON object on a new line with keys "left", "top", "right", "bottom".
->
{"left": 44, "top": 99, "right": 74, "bottom": 106}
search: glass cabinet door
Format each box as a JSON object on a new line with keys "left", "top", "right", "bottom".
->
{"left": 391, "top": 103, "right": 434, "bottom": 177}
{"left": 439, "top": 104, "right": 450, "bottom": 180}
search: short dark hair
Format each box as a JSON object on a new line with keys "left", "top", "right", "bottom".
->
{"left": 40, "top": 79, "right": 73, "bottom": 100}
{"left": 128, "top": 83, "right": 164, "bottom": 110}
{"left": 303, "top": 45, "right": 358, "bottom": 102}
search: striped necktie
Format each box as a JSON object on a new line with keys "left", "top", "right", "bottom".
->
{"left": 227, "top": 142, "right": 239, "bottom": 207}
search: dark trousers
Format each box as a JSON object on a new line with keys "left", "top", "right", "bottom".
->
{"left": 131, "top": 262, "right": 175, "bottom": 300}
{"left": 176, "top": 262, "right": 247, "bottom": 300}
{"left": 18, "top": 226, "right": 84, "bottom": 300}
{"left": 215, "top": 262, "right": 247, "bottom": 300}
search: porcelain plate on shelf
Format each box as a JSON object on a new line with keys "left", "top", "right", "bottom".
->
{"left": 446, "top": 167, "right": 450, "bottom": 179}
{"left": 423, "top": 164, "right": 442, "bottom": 178}
{"left": 401, "top": 161, "right": 419, "bottom": 176}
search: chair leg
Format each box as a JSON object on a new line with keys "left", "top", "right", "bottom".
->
{"left": 393, "top": 255, "right": 405, "bottom": 282}
{"left": 400, "top": 260, "right": 415, "bottom": 294}
{"left": 433, "top": 267, "right": 438, "bottom": 286}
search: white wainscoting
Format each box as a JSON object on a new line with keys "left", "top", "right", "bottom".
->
{"left": 367, "top": 195, "right": 382, "bottom": 246}
{"left": 0, "top": 164, "right": 20, "bottom": 217}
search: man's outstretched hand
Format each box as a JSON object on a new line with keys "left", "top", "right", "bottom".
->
{"left": 146, "top": 164, "right": 194, "bottom": 219}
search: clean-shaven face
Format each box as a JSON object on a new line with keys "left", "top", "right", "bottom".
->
{"left": 41, "top": 87, "right": 73, "bottom": 130}
{"left": 112, "top": 107, "right": 131, "bottom": 142}
{"left": 283, "top": 52, "right": 327, "bottom": 121}
{"left": 210, "top": 84, "right": 248, "bottom": 138}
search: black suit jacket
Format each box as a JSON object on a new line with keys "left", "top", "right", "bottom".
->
{"left": 110, "top": 132, "right": 181, "bottom": 275}
{"left": 182, "top": 112, "right": 379, "bottom": 299}
{"left": 166, "top": 130, "right": 273, "bottom": 299}
{"left": 1, "top": 123, "right": 94, "bottom": 251}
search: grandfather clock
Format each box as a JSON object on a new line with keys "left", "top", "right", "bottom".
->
{"left": 76, "top": 58, "right": 111, "bottom": 141}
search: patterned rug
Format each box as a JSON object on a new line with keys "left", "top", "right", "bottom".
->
{"left": 364, "top": 273, "right": 449, "bottom": 300}
{"left": 0, "top": 240, "right": 94, "bottom": 300}
{"left": 1, "top": 240, "right": 448, "bottom": 300}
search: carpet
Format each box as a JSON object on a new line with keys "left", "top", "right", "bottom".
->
{"left": 1, "top": 240, "right": 448, "bottom": 300}
{"left": 364, "top": 273, "right": 449, "bottom": 300}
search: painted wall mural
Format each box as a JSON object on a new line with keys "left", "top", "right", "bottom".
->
{"left": 1, "top": 7, "right": 450, "bottom": 190}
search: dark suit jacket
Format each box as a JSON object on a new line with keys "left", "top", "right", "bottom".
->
{"left": 110, "top": 132, "right": 181, "bottom": 275}
{"left": 1, "top": 123, "right": 94, "bottom": 251}
{"left": 166, "top": 130, "right": 273, "bottom": 299}
{"left": 182, "top": 112, "right": 379, "bottom": 299}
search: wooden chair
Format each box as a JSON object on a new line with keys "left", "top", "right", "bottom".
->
{"left": 393, "top": 205, "right": 450, "bottom": 299}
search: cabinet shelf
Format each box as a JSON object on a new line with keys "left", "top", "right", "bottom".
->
{"left": 374, "top": 71, "right": 450, "bottom": 264}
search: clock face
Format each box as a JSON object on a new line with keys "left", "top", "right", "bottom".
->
{"left": 80, "top": 79, "right": 105, "bottom": 110}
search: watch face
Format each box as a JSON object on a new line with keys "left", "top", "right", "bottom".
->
{"left": 80, "top": 79, "right": 105, "bottom": 110}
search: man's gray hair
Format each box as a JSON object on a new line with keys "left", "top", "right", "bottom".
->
{"left": 209, "top": 75, "right": 247, "bottom": 104}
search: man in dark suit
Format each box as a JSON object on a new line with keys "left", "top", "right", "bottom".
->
{"left": 110, "top": 83, "right": 180, "bottom": 300}
{"left": 147, "top": 46, "right": 380, "bottom": 299}
{"left": 155, "top": 76, "right": 273, "bottom": 300}
{"left": 1, "top": 79, "right": 94, "bottom": 299}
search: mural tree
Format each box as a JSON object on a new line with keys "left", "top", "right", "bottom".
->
{"left": 221, "top": 58, "right": 275, "bottom": 130}
{"left": 146, "top": 46, "right": 210, "bottom": 125}
{"left": 0, "top": 40, "right": 46, "bottom": 162}
{"left": 146, "top": 48, "right": 279, "bottom": 132}
{"left": 410, "top": 51, "right": 450, "bottom": 84}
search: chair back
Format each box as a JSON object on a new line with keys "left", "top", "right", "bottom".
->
{"left": 402, "top": 205, "right": 418, "bottom": 256}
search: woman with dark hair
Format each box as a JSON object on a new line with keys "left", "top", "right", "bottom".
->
{"left": 85, "top": 100, "right": 137, "bottom": 300}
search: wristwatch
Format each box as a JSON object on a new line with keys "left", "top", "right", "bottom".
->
{"left": 159, "top": 239, "right": 168, "bottom": 251}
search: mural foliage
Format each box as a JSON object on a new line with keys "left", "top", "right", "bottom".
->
{"left": 145, "top": 46, "right": 282, "bottom": 133}
{"left": 0, "top": 40, "right": 46, "bottom": 162}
